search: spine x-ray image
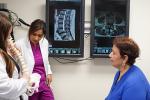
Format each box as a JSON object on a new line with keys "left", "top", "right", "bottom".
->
{"left": 54, "top": 9, "right": 76, "bottom": 41}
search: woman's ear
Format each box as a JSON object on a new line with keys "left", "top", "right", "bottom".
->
{"left": 123, "top": 55, "right": 128, "bottom": 64}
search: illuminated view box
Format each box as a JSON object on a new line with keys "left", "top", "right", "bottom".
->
{"left": 46, "top": 0, "right": 85, "bottom": 57}
{"left": 90, "top": 0, "right": 130, "bottom": 58}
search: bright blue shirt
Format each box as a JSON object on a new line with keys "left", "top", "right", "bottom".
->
{"left": 105, "top": 65, "right": 150, "bottom": 100}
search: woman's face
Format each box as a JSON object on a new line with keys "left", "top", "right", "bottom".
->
{"left": 29, "top": 29, "right": 44, "bottom": 44}
{"left": 8, "top": 26, "right": 12, "bottom": 38}
{"left": 6, "top": 26, "right": 12, "bottom": 41}
{"left": 109, "top": 45, "right": 124, "bottom": 69}
{"left": 6, "top": 26, "right": 13, "bottom": 49}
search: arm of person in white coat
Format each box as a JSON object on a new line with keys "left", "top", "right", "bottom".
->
{"left": 45, "top": 39, "right": 53, "bottom": 87}
{"left": 0, "top": 56, "right": 28, "bottom": 99}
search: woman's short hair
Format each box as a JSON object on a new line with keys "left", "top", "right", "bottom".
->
{"left": 113, "top": 37, "right": 140, "bottom": 65}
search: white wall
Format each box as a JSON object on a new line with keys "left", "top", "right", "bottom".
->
{"left": 1, "top": 0, "right": 150, "bottom": 100}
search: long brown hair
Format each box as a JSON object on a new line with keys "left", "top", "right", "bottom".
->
{"left": 0, "top": 12, "right": 14, "bottom": 77}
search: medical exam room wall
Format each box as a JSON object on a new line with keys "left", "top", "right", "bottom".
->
{"left": 0, "top": 0, "right": 150, "bottom": 100}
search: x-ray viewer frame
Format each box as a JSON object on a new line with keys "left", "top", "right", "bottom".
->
{"left": 46, "top": 0, "right": 85, "bottom": 57}
{"left": 90, "top": 0, "right": 130, "bottom": 58}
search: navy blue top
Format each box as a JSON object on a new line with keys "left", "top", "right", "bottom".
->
{"left": 105, "top": 65, "right": 150, "bottom": 100}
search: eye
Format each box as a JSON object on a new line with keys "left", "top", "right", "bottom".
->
{"left": 38, "top": 34, "right": 43, "bottom": 38}
{"left": 31, "top": 33, "right": 36, "bottom": 36}
{"left": 111, "top": 50, "right": 116, "bottom": 55}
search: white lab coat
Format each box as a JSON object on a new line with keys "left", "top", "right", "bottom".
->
{"left": 0, "top": 55, "right": 28, "bottom": 100}
{"left": 15, "top": 37, "right": 52, "bottom": 76}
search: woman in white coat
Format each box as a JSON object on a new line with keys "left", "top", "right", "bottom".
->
{"left": 0, "top": 12, "right": 29, "bottom": 100}
{"left": 16, "top": 19, "right": 54, "bottom": 100}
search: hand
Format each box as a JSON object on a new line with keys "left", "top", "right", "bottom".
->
{"left": 46, "top": 74, "right": 52, "bottom": 87}
{"left": 22, "top": 72, "right": 30, "bottom": 82}
{"left": 26, "top": 86, "right": 35, "bottom": 96}
{"left": 29, "top": 73, "right": 41, "bottom": 92}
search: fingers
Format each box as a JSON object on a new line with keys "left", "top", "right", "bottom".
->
{"left": 46, "top": 78, "right": 52, "bottom": 87}
{"left": 26, "top": 86, "right": 35, "bottom": 96}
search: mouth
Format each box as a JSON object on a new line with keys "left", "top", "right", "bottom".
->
{"left": 34, "top": 41, "right": 38, "bottom": 43}
{"left": 110, "top": 59, "right": 113, "bottom": 62}
{"left": 31, "top": 41, "right": 38, "bottom": 45}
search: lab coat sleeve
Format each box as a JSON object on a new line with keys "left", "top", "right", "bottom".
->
{"left": 0, "top": 57, "right": 28, "bottom": 99}
{"left": 45, "top": 39, "right": 52, "bottom": 75}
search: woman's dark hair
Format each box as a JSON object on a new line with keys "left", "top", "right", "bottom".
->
{"left": 0, "top": 12, "right": 11, "bottom": 51}
{"left": 28, "top": 19, "right": 46, "bottom": 38}
{"left": 0, "top": 12, "right": 14, "bottom": 77}
{"left": 113, "top": 36, "right": 140, "bottom": 66}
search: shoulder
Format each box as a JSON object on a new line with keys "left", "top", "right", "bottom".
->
{"left": 15, "top": 38, "right": 26, "bottom": 45}
{"left": 130, "top": 65, "right": 146, "bottom": 79}
{"left": 0, "top": 53, "right": 3, "bottom": 61}
{"left": 125, "top": 65, "right": 149, "bottom": 87}
{"left": 15, "top": 38, "right": 26, "bottom": 43}
{"left": 0, "top": 53, "right": 6, "bottom": 68}
{"left": 43, "top": 38, "right": 48, "bottom": 43}
{"left": 40, "top": 37, "right": 49, "bottom": 45}
{"left": 0, "top": 51, "right": 4, "bottom": 62}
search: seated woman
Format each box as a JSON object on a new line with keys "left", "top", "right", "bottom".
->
{"left": 105, "top": 37, "right": 150, "bottom": 100}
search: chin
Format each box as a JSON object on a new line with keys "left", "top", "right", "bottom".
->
{"left": 33, "top": 42, "right": 38, "bottom": 44}
{"left": 111, "top": 63, "right": 117, "bottom": 68}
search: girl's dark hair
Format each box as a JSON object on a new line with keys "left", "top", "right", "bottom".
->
{"left": 28, "top": 19, "right": 46, "bottom": 38}
{"left": 113, "top": 37, "right": 140, "bottom": 66}
{"left": 0, "top": 12, "right": 14, "bottom": 77}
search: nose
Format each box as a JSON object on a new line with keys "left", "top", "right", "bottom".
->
{"left": 32, "top": 37, "right": 40, "bottom": 44}
{"left": 34, "top": 36, "right": 40, "bottom": 41}
{"left": 109, "top": 52, "right": 112, "bottom": 58}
